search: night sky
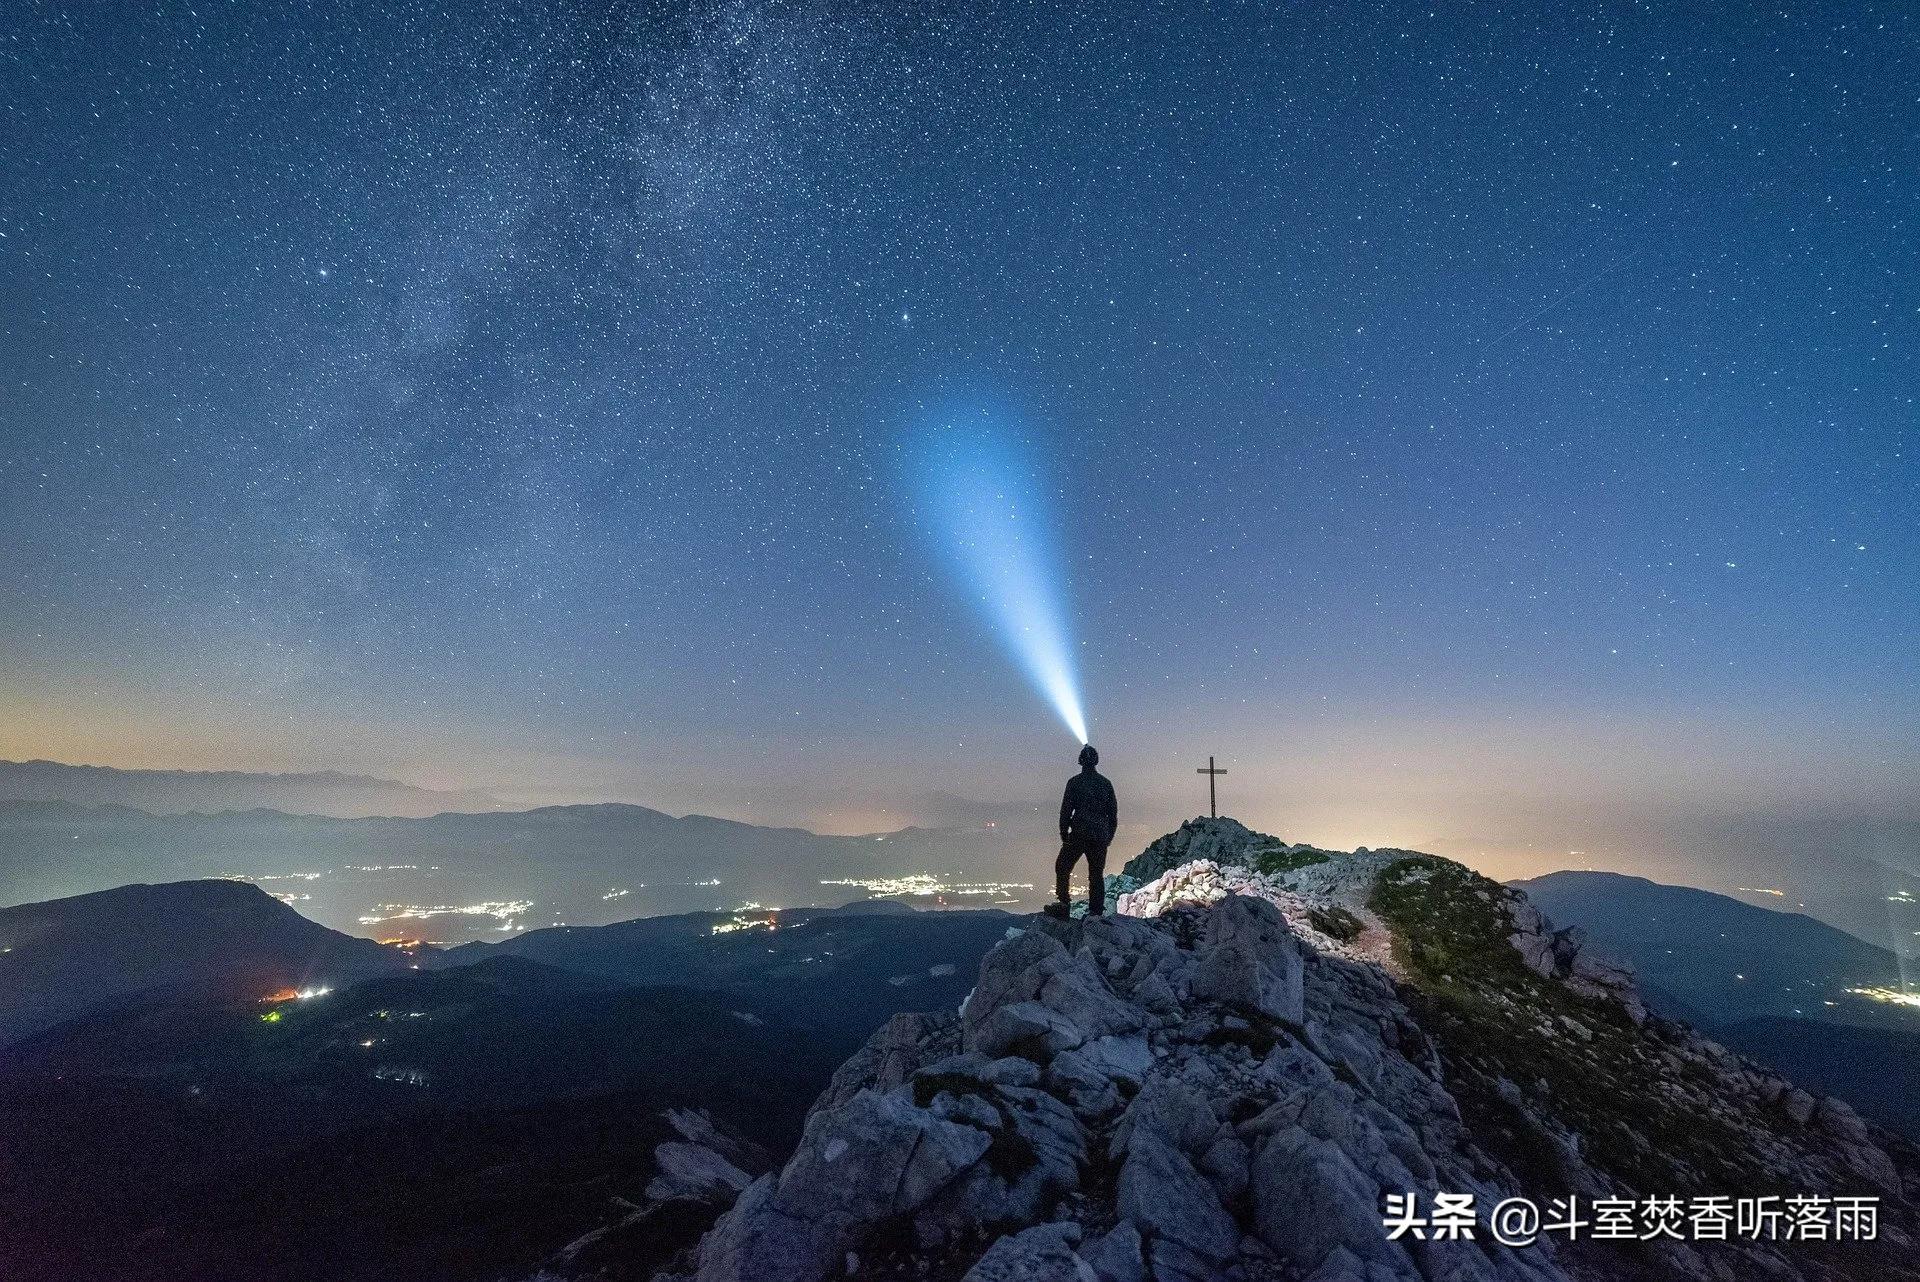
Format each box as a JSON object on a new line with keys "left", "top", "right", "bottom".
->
{"left": 3, "top": 2, "right": 1915, "bottom": 876}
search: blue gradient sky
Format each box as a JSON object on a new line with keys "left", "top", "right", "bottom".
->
{"left": 3, "top": 2, "right": 1915, "bottom": 876}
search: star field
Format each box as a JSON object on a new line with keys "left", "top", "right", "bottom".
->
{"left": 2, "top": 1, "right": 1915, "bottom": 864}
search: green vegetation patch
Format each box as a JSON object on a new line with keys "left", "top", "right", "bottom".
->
{"left": 1369, "top": 857, "right": 1537, "bottom": 994}
{"left": 1252, "top": 846, "right": 1329, "bottom": 875}
{"left": 1306, "top": 903, "right": 1364, "bottom": 942}
{"left": 1368, "top": 856, "right": 1773, "bottom": 1197}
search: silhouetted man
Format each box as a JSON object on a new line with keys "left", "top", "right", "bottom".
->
{"left": 1047, "top": 743, "right": 1118, "bottom": 919}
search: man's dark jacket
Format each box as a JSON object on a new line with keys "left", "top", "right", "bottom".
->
{"left": 1059, "top": 768, "right": 1118, "bottom": 846}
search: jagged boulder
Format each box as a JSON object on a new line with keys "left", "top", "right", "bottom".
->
{"left": 690, "top": 1089, "right": 990, "bottom": 1282}
{"left": 973, "top": 1000, "right": 1087, "bottom": 1059}
{"left": 816, "top": 1010, "right": 960, "bottom": 1111}
{"left": 647, "top": 1142, "right": 753, "bottom": 1202}
{"left": 1048, "top": 1047, "right": 1123, "bottom": 1116}
{"left": 1503, "top": 892, "right": 1647, "bottom": 1024}
{"left": 1253, "top": 1126, "right": 1413, "bottom": 1276}
{"left": 1188, "top": 894, "right": 1304, "bottom": 1024}
{"left": 962, "top": 924, "right": 1145, "bottom": 1059}
{"left": 963, "top": 1222, "right": 1097, "bottom": 1282}
{"left": 1116, "top": 1126, "right": 1239, "bottom": 1279}
{"left": 1120, "top": 816, "right": 1270, "bottom": 883}
{"left": 1080, "top": 1221, "right": 1145, "bottom": 1282}
{"left": 536, "top": 1108, "right": 774, "bottom": 1280}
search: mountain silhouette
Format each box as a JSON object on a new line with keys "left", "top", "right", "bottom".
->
{"left": 1513, "top": 870, "right": 1911, "bottom": 1025}
{"left": 0, "top": 758, "right": 503, "bottom": 818}
{"left": 0, "top": 797, "right": 1038, "bottom": 938}
{"left": 0, "top": 879, "right": 409, "bottom": 1046}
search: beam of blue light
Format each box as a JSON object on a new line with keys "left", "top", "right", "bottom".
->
{"left": 907, "top": 410, "right": 1088, "bottom": 744}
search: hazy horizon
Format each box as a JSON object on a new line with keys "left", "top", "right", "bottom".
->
{"left": 5, "top": 746, "right": 1915, "bottom": 900}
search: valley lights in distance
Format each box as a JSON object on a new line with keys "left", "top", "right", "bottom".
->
{"left": 909, "top": 410, "right": 1091, "bottom": 746}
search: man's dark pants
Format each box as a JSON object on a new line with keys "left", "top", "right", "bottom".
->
{"left": 1055, "top": 834, "right": 1111, "bottom": 915}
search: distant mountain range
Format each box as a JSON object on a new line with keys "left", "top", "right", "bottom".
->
{"left": 0, "top": 758, "right": 503, "bottom": 818}
{"left": 0, "top": 879, "right": 410, "bottom": 1045}
{"left": 0, "top": 796, "right": 1043, "bottom": 938}
{"left": 11, "top": 759, "right": 1912, "bottom": 963}
{"left": 435, "top": 897, "right": 1013, "bottom": 1047}
{"left": 1516, "top": 869, "right": 1920, "bottom": 1136}
{"left": 1700, "top": 847, "right": 1920, "bottom": 973}
{"left": 1428, "top": 819, "right": 1920, "bottom": 964}
{"left": 1515, "top": 870, "right": 1912, "bottom": 1025}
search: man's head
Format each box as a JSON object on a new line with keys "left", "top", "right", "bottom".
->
{"left": 1078, "top": 744, "right": 1099, "bottom": 769}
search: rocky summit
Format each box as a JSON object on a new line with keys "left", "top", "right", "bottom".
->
{"left": 626, "top": 819, "right": 1916, "bottom": 1282}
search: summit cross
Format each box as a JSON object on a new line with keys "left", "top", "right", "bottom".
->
{"left": 1196, "top": 755, "right": 1227, "bottom": 818}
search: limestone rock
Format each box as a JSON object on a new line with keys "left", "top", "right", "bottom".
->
{"left": 1252, "top": 1127, "right": 1410, "bottom": 1276}
{"left": 1077, "top": 1033, "right": 1155, "bottom": 1085}
{"left": 692, "top": 1088, "right": 989, "bottom": 1282}
{"left": 1189, "top": 894, "right": 1304, "bottom": 1024}
{"left": 817, "top": 1011, "right": 959, "bottom": 1112}
{"left": 972, "top": 999, "right": 1087, "bottom": 1060}
{"left": 1116, "top": 1127, "right": 1239, "bottom": 1267}
{"left": 963, "top": 1223, "right": 1096, "bottom": 1282}
{"left": 1047, "top": 1047, "right": 1122, "bottom": 1116}
{"left": 1079, "top": 1222, "right": 1145, "bottom": 1282}
{"left": 1120, "top": 816, "right": 1269, "bottom": 882}
{"left": 646, "top": 1141, "right": 753, "bottom": 1202}
{"left": 963, "top": 926, "right": 1142, "bottom": 1061}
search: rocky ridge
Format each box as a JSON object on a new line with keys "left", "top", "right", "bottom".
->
{"left": 644, "top": 820, "right": 1916, "bottom": 1282}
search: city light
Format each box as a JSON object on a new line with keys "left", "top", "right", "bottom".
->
{"left": 821, "top": 873, "right": 1035, "bottom": 899}
{"left": 712, "top": 912, "right": 777, "bottom": 935}
{"left": 357, "top": 900, "right": 533, "bottom": 926}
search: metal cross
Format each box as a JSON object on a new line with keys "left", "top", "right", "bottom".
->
{"left": 1196, "top": 755, "right": 1227, "bottom": 818}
